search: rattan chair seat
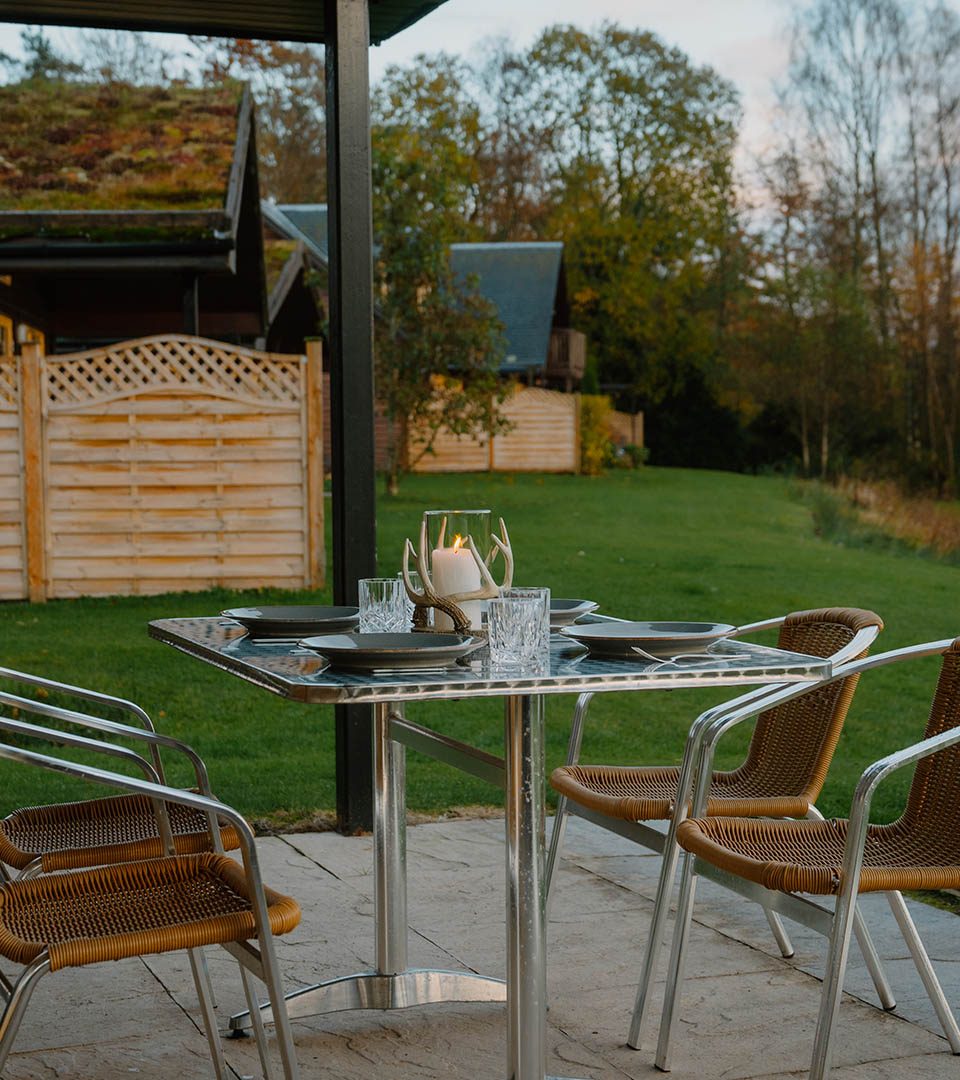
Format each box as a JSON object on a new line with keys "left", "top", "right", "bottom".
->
{"left": 0, "top": 793, "right": 241, "bottom": 873}
{"left": 0, "top": 853, "right": 301, "bottom": 972}
{"left": 550, "top": 763, "right": 812, "bottom": 822}
{"left": 677, "top": 815, "right": 960, "bottom": 895}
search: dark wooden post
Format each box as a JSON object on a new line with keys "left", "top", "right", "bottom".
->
{"left": 19, "top": 342, "right": 46, "bottom": 603}
{"left": 182, "top": 274, "right": 200, "bottom": 335}
{"left": 326, "top": 0, "right": 377, "bottom": 832}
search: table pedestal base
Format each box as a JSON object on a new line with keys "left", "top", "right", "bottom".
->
{"left": 230, "top": 699, "right": 587, "bottom": 1080}
{"left": 229, "top": 969, "right": 506, "bottom": 1029}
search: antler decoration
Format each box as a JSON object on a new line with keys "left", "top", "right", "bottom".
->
{"left": 402, "top": 517, "right": 514, "bottom": 634}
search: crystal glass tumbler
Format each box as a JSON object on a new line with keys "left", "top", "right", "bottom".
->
{"left": 358, "top": 577, "right": 407, "bottom": 633}
{"left": 488, "top": 594, "right": 549, "bottom": 673}
{"left": 500, "top": 586, "right": 551, "bottom": 660}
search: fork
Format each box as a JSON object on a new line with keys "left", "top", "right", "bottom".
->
{"left": 630, "top": 646, "right": 753, "bottom": 665}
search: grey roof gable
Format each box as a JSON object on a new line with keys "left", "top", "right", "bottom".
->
{"left": 262, "top": 203, "right": 329, "bottom": 267}
{"left": 262, "top": 202, "right": 564, "bottom": 372}
{"left": 450, "top": 242, "right": 563, "bottom": 372}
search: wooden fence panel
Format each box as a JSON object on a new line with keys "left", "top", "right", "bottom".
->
{"left": 607, "top": 408, "right": 644, "bottom": 448}
{"left": 411, "top": 423, "right": 491, "bottom": 473}
{"left": 0, "top": 356, "right": 25, "bottom": 599}
{"left": 492, "top": 387, "right": 578, "bottom": 472}
{"left": 2, "top": 335, "right": 325, "bottom": 601}
{"left": 411, "top": 386, "right": 580, "bottom": 474}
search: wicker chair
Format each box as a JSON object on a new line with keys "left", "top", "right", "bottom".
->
{"left": 0, "top": 735, "right": 302, "bottom": 1079}
{"left": 548, "top": 607, "right": 885, "bottom": 1048}
{"left": 0, "top": 666, "right": 240, "bottom": 878}
{"left": 656, "top": 636, "right": 960, "bottom": 1080}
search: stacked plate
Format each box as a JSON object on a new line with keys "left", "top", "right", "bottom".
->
{"left": 298, "top": 632, "right": 482, "bottom": 672}
{"left": 222, "top": 605, "right": 359, "bottom": 638}
{"left": 549, "top": 599, "right": 599, "bottom": 628}
{"left": 559, "top": 621, "right": 735, "bottom": 660}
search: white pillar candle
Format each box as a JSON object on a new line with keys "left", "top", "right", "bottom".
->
{"left": 431, "top": 538, "right": 483, "bottom": 630}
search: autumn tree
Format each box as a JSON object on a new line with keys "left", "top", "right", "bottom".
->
{"left": 518, "top": 24, "right": 743, "bottom": 432}
{"left": 893, "top": 2, "right": 960, "bottom": 493}
{"left": 753, "top": 0, "right": 960, "bottom": 488}
{"left": 371, "top": 59, "right": 510, "bottom": 494}
{"left": 190, "top": 37, "right": 326, "bottom": 202}
{"left": 469, "top": 40, "right": 552, "bottom": 241}
{"left": 1, "top": 29, "right": 82, "bottom": 82}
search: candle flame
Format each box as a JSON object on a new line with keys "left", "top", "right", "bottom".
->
{"left": 452, "top": 534, "right": 465, "bottom": 553}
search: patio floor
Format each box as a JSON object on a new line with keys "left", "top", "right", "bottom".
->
{"left": 6, "top": 816, "right": 959, "bottom": 1079}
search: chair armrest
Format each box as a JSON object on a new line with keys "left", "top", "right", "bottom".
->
{"left": 731, "top": 617, "right": 786, "bottom": 637}
{"left": 0, "top": 666, "right": 154, "bottom": 730}
{"left": 731, "top": 621, "right": 881, "bottom": 666}
{"left": 0, "top": 714, "right": 160, "bottom": 784}
{"left": 0, "top": 714, "right": 177, "bottom": 854}
{"left": 827, "top": 713, "right": 960, "bottom": 908}
{"left": 852, "top": 724, "right": 960, "bottom": 820}
{"left": 685, "top": 637, "right": 954, "bottom": 818}
{"left": 699, "top": 624, "right": 885, "bottom": 758}
{"left": 699, "top": 622, "right": 881, "bottom": 759}
{"left": 561, "top": 692, "right": 596, "bottom": 768}
{"left": 0, "top": 689, "right": 213, "bottom": 795}
{"left": 826, "top": 623, "right": 883, "bottom": 666}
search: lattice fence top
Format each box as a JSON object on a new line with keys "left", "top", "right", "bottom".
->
{"left": 43, "top": 335, "right": 305, "bottom": 409}
{"left": 0, "top": 357, "right": 16, "bottom": 409}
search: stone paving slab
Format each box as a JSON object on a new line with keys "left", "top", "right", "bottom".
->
{"left": 3, "top": 815, "right": 959, "bottom": 1080}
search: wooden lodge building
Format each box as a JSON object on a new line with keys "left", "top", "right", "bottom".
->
{"left": 0, "top": 79, "right": 598, "bottom": 493}
{"left": 0, "top": 79, "right": 584, "bottom": 389}
{"left": 263, "top": 202, "right": 586, "bottom": 391}
{"left": 0, "top": 79, "right": 321, "bottom": 354}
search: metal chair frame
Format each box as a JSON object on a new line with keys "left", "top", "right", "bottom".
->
{"left": 0, "top": 680, "right": 225, "bottom": 879}
{"left": 546, "top": 615, "right": 891, "bottom": 1049}
{"left": 0, "top": 663, "right": 159, "bottom": 741}
{"left": 654, "top": 637, "right": 960, "bottom": 1079}
{"left": 624, "top": 616, "right": 890, "bottom": 1049}
{"left": 0, "top": 734, "right": 301, "bottom": 1080}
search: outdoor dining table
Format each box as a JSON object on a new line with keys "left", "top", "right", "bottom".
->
{"left": 148, "top": 615, "right": 833, "bottom": 1080}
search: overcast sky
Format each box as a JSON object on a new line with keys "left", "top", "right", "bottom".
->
{"left": 0, "top": 1, "right": 795, "bottom": 160}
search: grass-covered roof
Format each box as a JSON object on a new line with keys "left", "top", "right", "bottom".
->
{"left": 0, "top": 80, "right": 242, "bottom": 214}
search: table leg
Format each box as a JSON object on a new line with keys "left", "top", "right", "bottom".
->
{"left": 229, "top": 701, "right": 504, "bottom": 1032}
{"left": 375, "top": 698, "right": 408, "bottom": 973}
{"left": 504, "top": 693, "right": 588, "bottom": 1080}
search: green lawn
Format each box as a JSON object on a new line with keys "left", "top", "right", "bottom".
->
{"left": 1, "top": 468, "right": 957, "bottom": 826}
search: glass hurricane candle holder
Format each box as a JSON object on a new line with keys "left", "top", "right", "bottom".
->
{"left": 402, "top": 510, "right": 513, "bottom": 633}
{"left": 422, "top": 509, "right": 492, "bottom": 630}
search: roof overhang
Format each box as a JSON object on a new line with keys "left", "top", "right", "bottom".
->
{"left": 0, "top": 0, "right": 448, "bottom": 45}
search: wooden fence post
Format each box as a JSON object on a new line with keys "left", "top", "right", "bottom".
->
{"left": 489, "top": 393, "right": 496, "bottom": 472}
{"left": 305, "top": 339, "right": 327, "bottom": 589}
{"left": 19, "top": 342, "right": 46, "bottom": 603}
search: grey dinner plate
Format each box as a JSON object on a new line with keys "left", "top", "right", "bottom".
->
{"left": 222, "top": 605, "right": 360, "bottom": 638}
{"left": 549, "top": 598, "right": 600, "bottom": 627}
{"left": 559, "top": 620, "right": 736, "bottom": 659}
{"left": 298, "top": 632, "right": 482, "bottom": 671}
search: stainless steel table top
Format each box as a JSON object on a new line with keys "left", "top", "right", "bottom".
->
{"left": 148, "top": 617, "right": 832, "bottom": 703}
